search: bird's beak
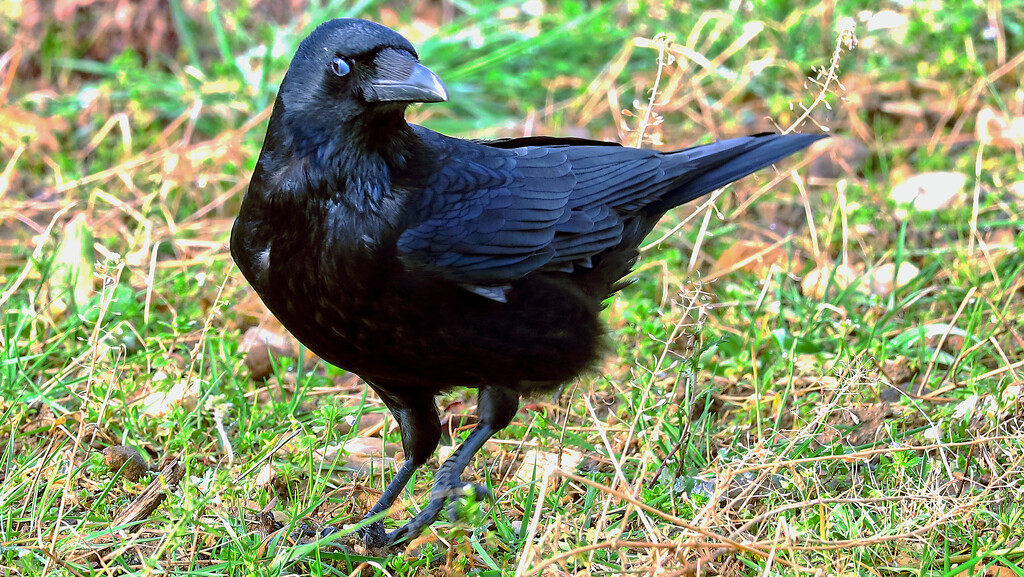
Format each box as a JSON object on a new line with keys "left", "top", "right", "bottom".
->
{"left": 368, "top": 61, "right": 448, "bottom": 103}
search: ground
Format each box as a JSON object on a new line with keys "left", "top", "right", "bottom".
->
{"left": 1, "top": 1, "right": 1023, "bottom": 575}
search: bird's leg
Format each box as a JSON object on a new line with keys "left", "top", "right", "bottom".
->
{"left": 358, "top": 388, "right": 441, "bottom": 548}
{"left": 382, "top": 385, "right": 519, "bottom": 546}
{"left": 360, "top": 458, "right": 417, "bottom": 519}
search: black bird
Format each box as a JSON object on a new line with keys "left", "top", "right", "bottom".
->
{"left": 231, "top": 18, "right": 824, "bottom": 547}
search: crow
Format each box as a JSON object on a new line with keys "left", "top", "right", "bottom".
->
{"left": 231, "top": 18, "right": 824, "bottom": 547}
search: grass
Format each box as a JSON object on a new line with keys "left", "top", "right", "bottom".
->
{"left": 2, "top": 0, "right": 1024, "bottom": 575}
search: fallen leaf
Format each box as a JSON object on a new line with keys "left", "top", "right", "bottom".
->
{"left": 890, "top": 172, "right": 966, "bottom": 212}
{"left": 605, "top": 299, "right": 629, "bottom": 330}
{"left": 977, "top": 106, "right": 1024, "bottom": 149}
{"left": 922, "top": 425, "right": 942, "bottom": 441}
{"left": 49, "top": 214, "right": 95, "bottom": 318}
{"left": 801, "top": 263, "right": 865, "bottom": 300}
{"left": 953, "top": 395, "right": 979, "bottom": 420}
{"left": 712, "top": 239, "right": 799, "bottom": 277}
{"left": 869, "top": 262, "right": 919, "bottom": 296}
{"left": 311, "top": 437, "right": 402, "bottom": 478}
{"left": 337, "top": 412, "right": 386, "bottom": 436}
{"left": 514, "top": 448, "right": 584, "bottom": 485}
{"left": 240, "top": 327, "right": 297, "bottom": 379}
{"left": 879, "top": 100, "right": 925, "bottom": 118}
{"left": 857, "top": 9, "right": 909, "bottom": 49}
{"left": 254, "top": 462, "right": 275, "bottom": 489}
{"left": 141, "top": 380, "right": 200, "bottom": 418}
{"left": 102, "top": 445, "right": 149, "bottom": 481}
{"left": 0, "top": 105, "right": 68, "bottom": 153}
{"left": 1008, "top": 181, "right": 1024, "bottom": 201}
{"left": 808, "top": 136, "right": 869, "bottom": 179}
{"left": 880, "top": 356, "right": 915, "bottom": 386}
{"left": 866, "top": 9, "right": 908, "bottom": 37}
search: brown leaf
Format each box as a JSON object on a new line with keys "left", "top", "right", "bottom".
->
{"left": 986, "top": 566, "right": 1020, "bottom": 577}
{"left": 712, "top": 239, "right": 799, "bottom": 278}
{"left": 240, "top": 326, "right": 298, "bottom": 379}
{"left": 818, "top": 403, "right": 899, "bottom": 446}
{"left": 808, "top": 136, "right": 869, "bottom": 180}
{"left": 880, "top": 357, "right": 916, "bottom": 387}
{"left": 0, "top": 105, "right": 67, "bottom": 153}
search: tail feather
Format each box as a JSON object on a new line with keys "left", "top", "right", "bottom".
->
{"left": 581, "top": 132, "right": 824, "bottom": 301}
{"left": 647, "top": 132, "right": 825, "bottom": 214}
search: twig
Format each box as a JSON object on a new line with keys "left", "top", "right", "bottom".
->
{"left": 785, "top": 24, "right": 856, "bottom": 133}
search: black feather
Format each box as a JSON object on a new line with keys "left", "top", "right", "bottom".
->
{"left": 230, "top": 17, "right": 825, "bottom": 548}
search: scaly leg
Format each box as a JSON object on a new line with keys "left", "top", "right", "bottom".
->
{"left": 380, "top": 385, "right": 519, "bottom": 546}
{"left": 358, "top": 386, "right": 441, "bottom": 548}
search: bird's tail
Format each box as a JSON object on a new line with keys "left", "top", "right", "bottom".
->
{"left": 584, "top": 132, "right": 824, "bottom": 301}
{"left": 645, "top": 132, "right": 825, "bottom": 215}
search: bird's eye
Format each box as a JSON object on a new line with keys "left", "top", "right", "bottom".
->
{"left": 330, "top": 57, "right": 351, "bottom": 77}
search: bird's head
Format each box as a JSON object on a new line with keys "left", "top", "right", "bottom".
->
{"left": 275, "top": 18, "right": 447, "bottom": 147}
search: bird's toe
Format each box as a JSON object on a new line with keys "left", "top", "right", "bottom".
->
{"left": 384, "top": 498, "right": 448, "bottom": 546}
{"left": 357, "top": 519, "right": 389, "bottom": 548}
{"left": 470, "top": 482, "right": 491, "bottom": 501}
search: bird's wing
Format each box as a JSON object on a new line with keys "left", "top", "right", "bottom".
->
{"left": 471, "top": 135, "right": 623, "bottom": 149}
{"left": 396, "top": 137, "right": 674, "bottom": 292}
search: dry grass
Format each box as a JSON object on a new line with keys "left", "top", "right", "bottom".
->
{"left": 2, "top": 1, "right": 1024, "bottom": 575}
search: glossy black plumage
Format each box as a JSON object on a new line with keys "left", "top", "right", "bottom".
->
{"left": 231, "top": 18, "right": 824, "bottom": 547}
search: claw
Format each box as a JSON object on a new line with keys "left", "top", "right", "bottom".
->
{"left": 357, "top": 519, "right": 389, "bottom": 548}
{"left": 359, "top": 481, "right": 493, "bottom": 547}
{"left": 451, "top": 482, "right": 492, "bottom": 525}
{"left": 355, "top": 407, "right": 512, "bottom": 546}
{"left": 471, "top": 483, "right": 492, "bottom": 500}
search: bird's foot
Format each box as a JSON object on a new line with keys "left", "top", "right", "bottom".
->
{"left": 356, "top": 517, "right": 389, "bottom": 548}
{"left": 358, "top": 473, "right": 491, "bottom": 548}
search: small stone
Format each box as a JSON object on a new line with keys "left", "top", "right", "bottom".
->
{"left": 102, "top": 445, "right": 149, "bottom": 481}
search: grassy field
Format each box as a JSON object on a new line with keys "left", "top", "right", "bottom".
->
{"left": 2, "top": 0, "right": 1023, "bottom": 575}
